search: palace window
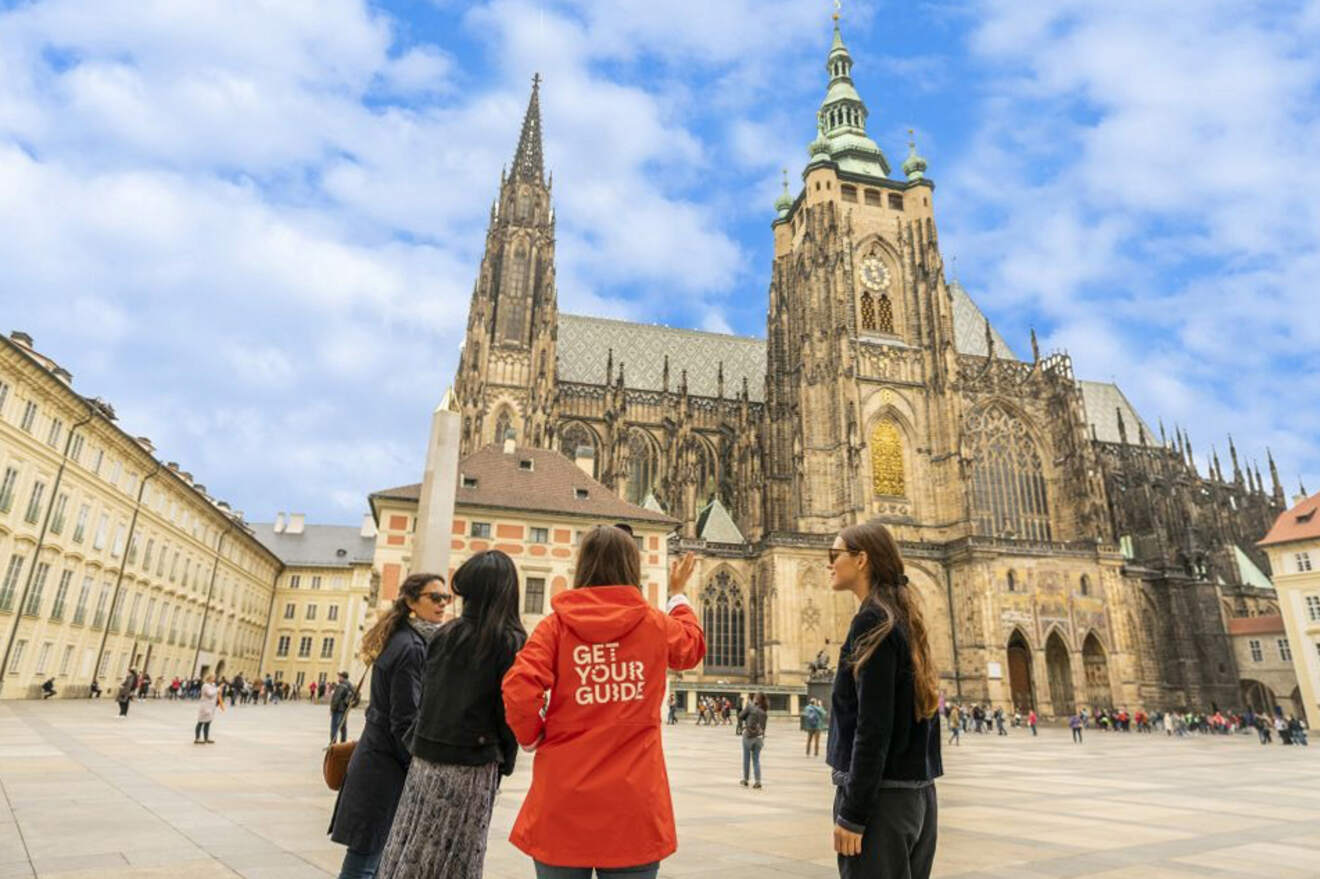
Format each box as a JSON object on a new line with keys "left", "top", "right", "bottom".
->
{"left": 321, "top": 637, "right": 335, "bottom": 659}
{"left": 967, "top": 405, "right": 1052, "bottom": 542}
{"left": 1297, "top": 552, "right": 1313, "bottom": 573}
{"left": 701, "top": 571, "right": 745, "bottom": 670}
{"left": 525, "top": 577, "right": 546, "bottom": 615}
{"left": 864, "top": 189, "right": 882, "bottom": 207}
{"left": 1305, "top": 594, "right": 1320, "bottom": 622}
{"left": 298, "top": 636, "right": 312, "bottom": 658}
{"left": 1248, "top": 639, "right": 1263, "bottom": 662}
{"left": 888, "top": 193, "right": 904, "bottom": 210}
{"left": 841, "top": 184, "right": 857, "bottom": 203}
{"left": 276, "top": 636, "right": 290, "bottom": 657}
{"left": 869, "top": 420, "right": 905, "bottom": 497}
{"left": 1278, "top": 638, "right": 1292, "bottom": 662}
{"left": 471, "top": 522, "right": 492, "bottom": 538}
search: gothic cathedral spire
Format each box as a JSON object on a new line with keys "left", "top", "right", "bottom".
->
{"left": 453, "top": 74, "right": 558, "bottom": 456}
{"left": 511, "top": 73, "right": 545, "bottom": 184}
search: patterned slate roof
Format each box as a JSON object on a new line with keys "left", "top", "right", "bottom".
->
{"left": 948, "top": 281, "right": 1018, "bottom": 359}
{"left": 1078, "top": 381, "right": 1159, "bottom": 447}
{"left": 558, "top": 314, "right": 766, "bottom": 401}
{"left": 248, "top": 523, "right": 376, "bottom": 567}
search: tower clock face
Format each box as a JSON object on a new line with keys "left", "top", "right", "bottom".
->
{"left": 860, "top": 256, "right": 890, "bottom": 291}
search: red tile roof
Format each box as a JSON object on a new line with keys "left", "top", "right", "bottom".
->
{"left": 369, "top": 444, "right": 677, "bottom": 528}
{"left": 1258, "top": 491, "right": 1320, "bottom": 547}
{"left": 1226, "top": 615, "right": 1285, "bottom": 636}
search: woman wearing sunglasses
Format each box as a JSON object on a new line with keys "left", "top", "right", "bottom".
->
{"left": 330, "top": 572, "right": 450, "bottom": 879}
{"left": 376, "top": 551, "right": 527, "bottom": 878}
{"left": 826, "top": 520, "right": 942, "bottom": 879}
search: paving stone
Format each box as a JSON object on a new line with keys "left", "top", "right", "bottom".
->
{"left": 1, "top": 702, "right": 1319, "bottom": 878}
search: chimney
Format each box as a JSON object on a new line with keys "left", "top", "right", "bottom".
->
{"left": 274, "top": 512, "right": 286, "bottom": 533}
{"left": 503, "top": 435, "right": 516, "bottom": 455}
{"left": 573, "top": 445, "right": 595, "bottom": 477}
{"left": 287, "top": 513, "right": 306, "bottom": 535}
{"left": 360, "top": 513, "right": 378, "bottom": 539}
{"left": 9, "top": 331, "right": 33, "bottom": 349}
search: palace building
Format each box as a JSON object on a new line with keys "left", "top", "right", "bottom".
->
{"left": 446, "top": 18, "right": 1294, "bottom": 715}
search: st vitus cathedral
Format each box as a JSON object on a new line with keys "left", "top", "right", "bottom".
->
{"left": 451, "top": 25, "right": 1291, "bottom": 715}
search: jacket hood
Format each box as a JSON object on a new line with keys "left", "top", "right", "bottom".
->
{"left": 551, "top": 585, "right": 651, "bottom": 643}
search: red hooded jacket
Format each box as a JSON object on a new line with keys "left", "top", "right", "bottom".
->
{"left": 502, "top": 585, "right": 705, "bottom": 868}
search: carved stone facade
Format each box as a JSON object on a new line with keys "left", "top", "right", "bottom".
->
{"left": 451, "top": 33, "right": 1291, "bottom": 715}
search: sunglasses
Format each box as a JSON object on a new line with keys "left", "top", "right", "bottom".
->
{"left": 423, "top": 591, "right": 454, "bottom": 605}
{"left": 828, "top": 547, "right": 859, "bottom": 564}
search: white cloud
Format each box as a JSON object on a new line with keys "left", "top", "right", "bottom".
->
{"left": 941, "top": 0, "right": 1320, "bottom": 489}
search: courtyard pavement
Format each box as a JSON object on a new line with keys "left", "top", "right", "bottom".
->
{"left": 0, "top": 699, "right": 1318, "bottom": 878}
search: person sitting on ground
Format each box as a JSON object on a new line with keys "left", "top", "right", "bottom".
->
{"left": 41, "top": 678, "right": 56, "bottom": 699}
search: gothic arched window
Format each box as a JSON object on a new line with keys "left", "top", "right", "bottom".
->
{"left": 691, "top": 437, "right": 719, "bottom": 503}
{"left": 876, "top": 294, "right": 894, "bottom": 334}
{"left": 701, "top": 570, "right": 745, "bottom": 669}
{"left": 493, "top": 409, "right": 514, "bottom": 445}
{"left": 869, "top": 420, "right": 905, "bottom": 497}
{"left": 860, "top": 292, "right": 876, "bottom": 331}
{"left": 558, "top": 421, "right": 598, "bottom": 479}
{"left": 1080, "top": 574, "right": 1091, "bottom": 596}
{"left": 967, "top": 405, "right": 1052, "bottom": 541}
{"left": 500, "top": 245, "right": 530, "bottom": 344}
{"left": 627, "top": 430, "right": 659, "bottom": 505}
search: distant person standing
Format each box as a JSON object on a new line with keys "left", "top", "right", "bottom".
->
{"left": 946, "top": 705, "right": 961, "bottom": 746}
{"left": 116, "top": 670, "right": 136, "bottom": 717}
{"left": 195, "top": 674, "right": 223, "bottom": 743}
{"left": 803, "top": 698, "right": 826, "bottom": 757}
{"left": 739, "top": 693, "right": 768, "bottom": 789}
{"left": 667, "top": 694, "right": 679, "bottom": 725}
{"left": 88, "top": 678, "right": 102, "bottom": 698}
{"left": 1069, "top": 713, "right": 1083, "bottom": 744}
{"left": 1027, "top": 709, "right": 1038, "bottom": 736}
{"left": 330, "top": 672, "right": 356, "bottom": 745}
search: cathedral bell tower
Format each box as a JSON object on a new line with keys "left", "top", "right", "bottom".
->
{"left": 764, "top": 14, "right": 955, "bottom": 534}
{"left": 454, "top": 75, "right": 559, "bottom": 455}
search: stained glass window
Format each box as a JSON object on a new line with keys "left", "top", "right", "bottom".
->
{"left": 870, "top": 420, "right": 905, "bottom": 496}
{"left": 500, "top": 245, "right": 530, "bottom": 344}
{"left": 967, "top": 406, "right": 1051, "bottom": 541}
{"left": 876, "top": 294, "right": 894, "bottom": 334}
{"left": 627, "top": 431, "right": 659, "bottom": 505}
{"left": 860, "top": 292, "right": 875, "bottom": 331}
{"left": 701, "top": 571, "right": 745, "bottom": 669}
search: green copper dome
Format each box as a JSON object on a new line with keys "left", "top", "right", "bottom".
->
{"left": 902, "top": 132, "right": 928, "bottom": 181}
{"left": 774, "top": 169, "right": 794, "bottom": 217}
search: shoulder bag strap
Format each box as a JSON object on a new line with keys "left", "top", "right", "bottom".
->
{"left": 337, "top": 666, "right": 371, "bottom": 736}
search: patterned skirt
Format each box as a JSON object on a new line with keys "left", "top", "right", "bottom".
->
{"left": 377, "top": 757, "right": 500, "bottom": 879}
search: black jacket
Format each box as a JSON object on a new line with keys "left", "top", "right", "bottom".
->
{"left": 827, "top": 605, "right": 942, "bottom": 830}
{"left": 329, "top": 680, "right": 355, "bottom": 713}
{"left": 329, "top": 623, "right": 426, "bottom": 852}
{"left": 409, "top": 606, "right": 524, "bottom": 776}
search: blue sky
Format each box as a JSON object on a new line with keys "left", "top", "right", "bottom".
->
{"left": 1, "top": 0, "right": 1317, "bottom": 524}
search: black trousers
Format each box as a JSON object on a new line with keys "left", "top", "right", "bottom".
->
{"left": 834, "top": 785, "right": 937, "bottom": 879}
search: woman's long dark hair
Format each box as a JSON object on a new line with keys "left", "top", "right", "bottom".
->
{"left": 360, "top": 572, "right": 442, "bottom": 662}
{"left": 839, "top": 519, "right": 939, "bottom": 720}
{"left": 446, "top": 551, "right": 527, "bottom": 660}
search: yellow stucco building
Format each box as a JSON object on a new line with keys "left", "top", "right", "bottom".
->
{"left": 1258, "top": 489, "right": 1320, "bottom": 727}
{"left": 250, "top": 514, "right": 378, "bottom": 694}
{"left": 0, "top": 331, "right": 281, "bottom": 698}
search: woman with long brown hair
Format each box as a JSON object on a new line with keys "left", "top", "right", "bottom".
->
{"left": 330, "top": 572, "right": 450, "bottom": 879}
{"left": 826, "top": 519, "right": 942, "bottom": 879}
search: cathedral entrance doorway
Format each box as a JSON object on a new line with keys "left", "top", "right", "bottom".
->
{"left": 1045, "top": 631, "right": 1075, "bottom": 717}
{"left": 1081, "top": 633, "right": 1111, "bottom": 711}
{"left": 1006, "top": 630, "right": 1035, "bottom": 713}
{"left": 1240, "top": 679, "right": 1276, "bottom": 715}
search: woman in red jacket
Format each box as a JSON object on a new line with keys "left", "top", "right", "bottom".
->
{"left": 502, "top": 525, "right": 704, "bottom": 878}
